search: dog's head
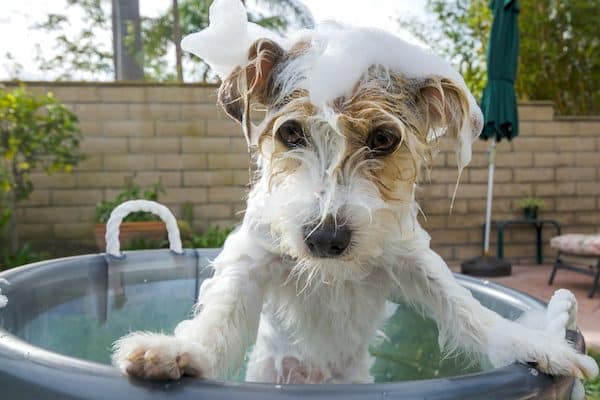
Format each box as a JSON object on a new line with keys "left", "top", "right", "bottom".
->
{"left": 183, "top": 1, "right": 482, "bottom": 285}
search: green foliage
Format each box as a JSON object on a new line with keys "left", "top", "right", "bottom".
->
{"left": 0, "top": 85, "right": 83, "bottom": 256}
{"left": 405, "top": 0, "right": 599, "bottom": 115}
{"left": 94, "top": 178, "right": 165, "bottom": 224}
{"left": 120, "top": 225, "right": 232, "bottom": 250}
{"left": 141, "top": 0, "right": 314, "bottom": 82}
{"left": 517, "top": 0, "right": 599, "bottom": 115}
{"left": 517, "top": 197, "right": 545, "bottom": 209}
{"left": 121, "top": 237, "right": 168, "bottom": 251}
{"left": 0, "top": 243, "right": 48, "bottom": 271}
{"left": 33, "top": 0, "right": 113, "bottom": 80}
{"left": 585, "top": 351, "right": 600, "bottom": 399}
{"left": 399, "top": 0, "right": 491, "bottom": 100}
{"left": 31, "top": 0, "right": 314, "bottom": 82}
{"left": 0, "top": 208, "right": 10, "bottom": 235}
{"left": 0, "top": 86, "right": 83, "bottom": 202}
{"left": 185, "top": 226, "right": 233, "bottom": 248}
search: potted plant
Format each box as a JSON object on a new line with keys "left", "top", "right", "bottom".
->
{"left": 93, "top": 178, "right": 167, "bottom": 252}
{"left": 517, "top": 197, "right": 545, "bottom": 220}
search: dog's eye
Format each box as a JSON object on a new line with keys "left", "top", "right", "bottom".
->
{"left": 277, "top": 120, "right": 307, "bottom": 148}
{"left": 366, "top": 128, "right": 400, "bottom": 156}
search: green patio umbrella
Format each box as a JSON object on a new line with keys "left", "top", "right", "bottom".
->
{"left": 480, "top": 0, "right": 520, "bottom": 141}
{"left": 462, "top": 0, "right": 519, "bottom": 277}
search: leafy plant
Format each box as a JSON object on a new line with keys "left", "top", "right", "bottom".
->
{"left": 0, "top": 243, "right": 48, "bottom": 271}
{"left": 0, "top": 85, "right": 83, "bottom": 253}
{"left": 120, "top": 225, "right": 232, "bottom": 251}
{"left": 121, "top": 237, "right": 168, "bottom": 251}
{"left": 94, "top": 178, "right": 165, "bottom": 224}
{"left": 185, "top": 226, "right": 233, "bottom": 248}
{"left": 517, "top": 197, "right": 545, "bottom": 210}
{"left": 32, "top": 0, "right": 113, "bottom": 80}
{"left": 403, "top": 0, "right": 600, "bottom": 115}
{"left": 30, "top": 0, "right": 314, "bottom": 82}
{"left": 398, "top": 0, "right": 491, "bottom": 100}
{"left": 584, "top": 351, "right": 600, "bottom": 399}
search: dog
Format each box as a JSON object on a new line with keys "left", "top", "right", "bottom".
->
{"left": 112, "top": 0, "right": 598, "bottom": 386}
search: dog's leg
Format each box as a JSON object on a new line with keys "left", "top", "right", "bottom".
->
{"left": 112, "top": 228, "right": 273, "bottom": 380}
{"left": 394, "top": 248, "right": 598, "bottom": 379}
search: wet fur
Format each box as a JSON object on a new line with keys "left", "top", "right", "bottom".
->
{"left": 112, "top": 38, "right": 598, "bottom": 387}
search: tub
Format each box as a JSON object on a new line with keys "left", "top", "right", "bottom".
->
{"left": 0, "top": 248, "right": 582, "bottom": 400}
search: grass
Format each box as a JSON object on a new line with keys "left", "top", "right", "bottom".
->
{"left": 586, "top": 351, "right": 600, "bottom": 400}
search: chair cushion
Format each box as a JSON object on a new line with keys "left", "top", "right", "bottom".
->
{"left": 551, "top": 234, "right": 600, "bottom": 256}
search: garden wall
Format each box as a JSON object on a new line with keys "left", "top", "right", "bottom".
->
{"left": 5, "top": 82, "right": 600, "bottom": 262}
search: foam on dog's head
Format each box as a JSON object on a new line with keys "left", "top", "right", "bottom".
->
{"left": 181, "top": 0, "right": 482, "bottom": 170}
{"left": 182, "top": 0, "right": 482, "bottom": 282}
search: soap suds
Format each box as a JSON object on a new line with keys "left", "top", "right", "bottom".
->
{"left": 181, "top": 0, "right": 482, "bottom": 169}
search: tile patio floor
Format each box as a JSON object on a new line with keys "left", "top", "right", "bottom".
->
{"left": 452, "top": 264, "right": 600, "bottom": 351}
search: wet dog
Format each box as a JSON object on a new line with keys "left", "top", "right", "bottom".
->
{"left": 112, "top": 0, "right": 598, "bottom": 386}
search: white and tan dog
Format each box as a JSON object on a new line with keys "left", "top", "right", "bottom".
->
{"left": 112, "top": 0, "right": 598, "bottom": 386}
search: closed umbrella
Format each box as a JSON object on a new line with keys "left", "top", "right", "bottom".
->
{"left": 462, "top": 0, "right": 520, "bottom": 276}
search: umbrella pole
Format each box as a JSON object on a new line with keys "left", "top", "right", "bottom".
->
{"left": 483, "top": 139, "right": 496, "bottom": 256}
{"left": 461, "top": 137, "right": 511, "bottom": 277}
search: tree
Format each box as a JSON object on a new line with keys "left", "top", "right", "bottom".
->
{"left": 31, "top": 0, "right": 314, "bottom": 82}
{"left": 0, "top": 86, "right": 84, "bottom": 254}
{"left": 517, "top": 0, "right": 599, "bottom": 115}
{"left": 399, "top": 0, "right": 491, "bottom": 101}
{"left": 173, "top": 0, "right": 184, "bottom": 82}
{"left": 404, "top": 0, "right": 599, "bottom": 115}
{"left": 141, "top": 0, "right": 314, "bottom": 82}
{"left": 112, "top": 0, "right": 144, "bottom": 80}
{"left": 33, "top": 0, "right": 113, "bottom": 80}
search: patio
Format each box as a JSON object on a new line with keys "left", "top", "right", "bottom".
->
{"left": 452, "top": 263, "right": 600, "bottom": 350}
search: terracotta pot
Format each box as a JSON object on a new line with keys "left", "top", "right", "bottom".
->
{"left": 94, "top": 221, "right": 167, "bottom": 252}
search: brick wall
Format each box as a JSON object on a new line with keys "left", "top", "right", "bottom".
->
{"left": 5, "top": 83, "right": 600, "bottom": 262}
{"left": 421, "top": 104, "right": 600, "bottom": 263}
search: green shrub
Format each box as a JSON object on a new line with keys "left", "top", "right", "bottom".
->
{"left": 94, "top": 178, "right": 165, "bottom": 224}
{"left": 0, "top": 85, "right": 83, "bottom": 267}
{"left": 0, "top": 243, "right": 48, "bottom": 271}
{"left": 120, "top": 226, "right": 232, "bottom": 251}
{"left": 585, "top": 351, "right": 600, "bottom": 399}
{"left": 186, "top": 226, "right": 233, "bottom": 248}
{"left": 517, "top": 197, "right": 546, "bottom": 209}
{"left": 121, "top": 237, "right": 168, "bottom": 251}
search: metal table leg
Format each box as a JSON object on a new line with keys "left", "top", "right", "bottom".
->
{"left": 497, "top": 223, "right": 504, "bottom": 259}
{"left": 535, "top": 223, "right": 543, "bottom": 264}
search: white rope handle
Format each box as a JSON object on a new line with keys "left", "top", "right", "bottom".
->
{"left": 105, "top": 200, "right": 183, "bottom": 257}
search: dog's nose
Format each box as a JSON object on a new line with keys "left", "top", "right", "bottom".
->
{"left": 303, "top": 216, "right": 352, "bottom": 258}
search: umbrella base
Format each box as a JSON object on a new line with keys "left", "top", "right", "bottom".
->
{"left": 461, "top": 256, "right": 512, "bottom": 277}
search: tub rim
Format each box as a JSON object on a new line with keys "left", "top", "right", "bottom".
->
{"left": 0, "top": 250, "right": 579, "bottom": 400}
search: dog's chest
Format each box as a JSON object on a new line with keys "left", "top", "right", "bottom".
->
{"left": 262, "top": 268, "right": 392, "bottom": 361}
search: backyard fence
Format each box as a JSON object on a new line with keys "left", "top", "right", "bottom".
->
{"left": 5, "top": 82, "right": 600, "bottom": 262}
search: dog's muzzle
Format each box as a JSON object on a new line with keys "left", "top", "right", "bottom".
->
{"left": 303, "top": 216, "right": 352, "bottom": 258}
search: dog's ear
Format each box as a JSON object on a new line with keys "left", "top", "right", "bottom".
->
{"left": 217, "top": 38, "right": 286, "bottom": 146}
{"left": 416, "top": 77, "right": 469, "bottom": 142}
{"left": 414, "top": 77, "right": 481, "bottom": 170}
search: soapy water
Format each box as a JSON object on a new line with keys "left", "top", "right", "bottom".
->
{"left": 12, "top": 278, "right": 488, "bottom": 383}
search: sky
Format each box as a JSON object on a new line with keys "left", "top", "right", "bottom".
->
{"left": 0, "top": 0, "right": 428, "bottom": 81}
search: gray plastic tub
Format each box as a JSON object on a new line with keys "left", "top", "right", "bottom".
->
{"left": 0, "top": 249, "right": 582, "bottom": 399}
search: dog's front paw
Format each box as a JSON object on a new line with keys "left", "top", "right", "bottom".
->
{"left": 112, "top": 332, "right": 209, "bottom": 380}
{"left": 546, "top": 289, "right": 578, "bottom": 335}
{"left": 530, "top": 340, "right": 598, "bottom": 380}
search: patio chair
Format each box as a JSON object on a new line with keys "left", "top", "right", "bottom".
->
{"left": 548, "top": 234, "right": 600, "bottom": 298}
